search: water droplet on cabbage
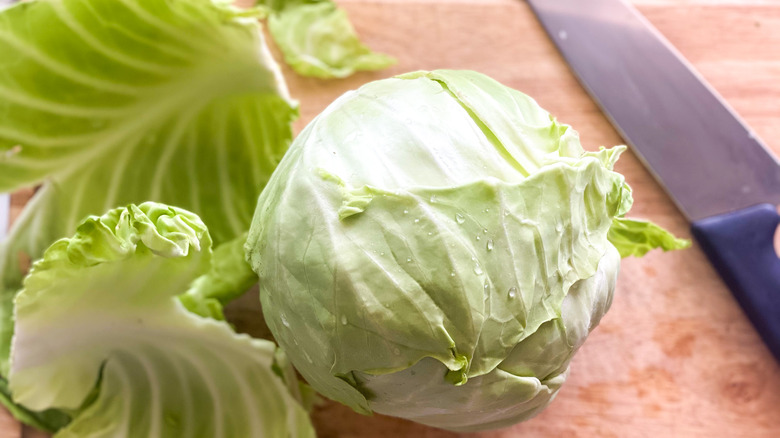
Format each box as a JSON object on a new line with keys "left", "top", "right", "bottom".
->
{"left": 340, "top": 315, "right": 348, "bottom": 325}
{"left": 486, "top": 239, "right": 494, "bottom": 251}
{"left": 455, "top": 213, "right": 465, "bottom": 224}
{"left": 508, "top": 287, "right": 517, "bottom": 299}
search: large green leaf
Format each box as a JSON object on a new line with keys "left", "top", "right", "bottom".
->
{"left": 9, "top": 203, "right": 315, "bottom": 437}
{"left": 0, "top": 0, "right": 296, "bottom": 378}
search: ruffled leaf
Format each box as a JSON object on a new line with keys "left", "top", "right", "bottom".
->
{"left": 9, "top": 203, "right": 314, "bottom": 437}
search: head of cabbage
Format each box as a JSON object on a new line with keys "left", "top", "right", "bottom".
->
{"left": 246, "top": 70, "right": 686, "bottom": 432}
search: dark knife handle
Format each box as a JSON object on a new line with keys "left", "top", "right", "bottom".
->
{"left": 692, "top": 204, "right": 780, "bottom": 362}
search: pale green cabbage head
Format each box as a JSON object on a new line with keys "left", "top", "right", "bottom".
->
{"left": 246, "top": 70, "right": 685, "bottom": 431}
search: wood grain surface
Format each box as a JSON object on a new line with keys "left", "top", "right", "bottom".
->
{"left": 5, "top": 0, "right": 780, "bottom": 437}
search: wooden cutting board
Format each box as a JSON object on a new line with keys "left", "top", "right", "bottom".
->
{"left": 5, "top": 0, "right": 780, "bottom": 437}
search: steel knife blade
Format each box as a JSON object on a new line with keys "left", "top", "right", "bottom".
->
{"left": 528, "top": 0, "right": 780, "bottom": 362}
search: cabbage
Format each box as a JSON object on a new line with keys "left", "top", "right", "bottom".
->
{"left": 0, "top": 0, "right": 388, "bottom": 432}
{"left": 9, "top": 203, "right": 315, "bottom": 437}
{"left": 0, "top": 0, "right": 297, "bottom": 424}
{"left": 246, "top": 70, "right": 687, "bottom": 431}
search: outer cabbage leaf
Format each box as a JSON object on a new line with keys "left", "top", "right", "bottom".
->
{"left": 0, "top": 0, "right": 296, "bottom": 377}
{"left": 608, "top": 217, "right": 691, "bottom": 257}
{"left": 264, "top": 0, "right": 395, "bottom": 78}
{"left": 9, "top": 203, "right": 315, "bottom": 438}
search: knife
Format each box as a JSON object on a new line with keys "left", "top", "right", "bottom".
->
{"left": 527, "top": 0, "right": 780, "bottom": 362}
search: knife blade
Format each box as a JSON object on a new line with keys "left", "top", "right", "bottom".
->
{"left": 528, "top": 0, "right": 780, "bottom": 362}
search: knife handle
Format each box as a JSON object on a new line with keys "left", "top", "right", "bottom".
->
{"left": 691, "top": 203, "right": 780, "bottom": 362}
